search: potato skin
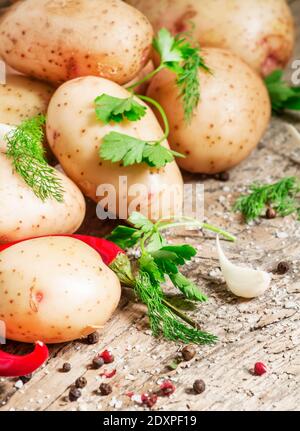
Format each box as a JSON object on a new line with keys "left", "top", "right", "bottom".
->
{"left": 0, "top": 0, "right": 153, "bottom": 85}
{"left": 0, "top": 236, "right": 121, "bottom": 343}
{"left": 147, "top": 48, "right": 271, "bottom": 174}
{"left": 127, "top": 0, "right": 295, "bottom": 76}
{"left": 0, "top": 153, "right": 86, "bottom": 242}
{"left": 0, "top": 74, "right": 54, "bottom": 125}
{"left": 46, "top": 76, "right": 183, "bottom": 221}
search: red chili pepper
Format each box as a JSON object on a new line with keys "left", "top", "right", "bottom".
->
{"left": 0, "top": 341, "right": 49, "bottom": 377}
{"left": 0, "top": 234, "right": 125, "bottom": 266}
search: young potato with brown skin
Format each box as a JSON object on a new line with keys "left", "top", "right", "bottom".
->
{"left": 46, "top": 76, "right": 183, "bottom": 221}
{"left": 0, "top": 236, "right": 121, "bottom": 343}
{"left": 147, "top": 48, "right": 271, "bottom": 174}
{"left": 0, "top": 153, "right": 86, "bottom": 243}
{"left": 0, "top": 74, "right": 54, "bottom": 126}
{"left": 126, "top": 0, "right": 295, "bottom": 77}
{"left": 0, "top": 0, "right": 153, "bottom": 85}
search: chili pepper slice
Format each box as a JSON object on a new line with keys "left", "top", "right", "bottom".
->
{"left": 0, "top": 234, "right": 125, "bottom": 266}
{"left": 0, "top": 341, "right": 49, "bottom": 377}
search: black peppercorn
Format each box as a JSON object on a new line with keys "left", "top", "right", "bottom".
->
{"left": 99, "top": 383, "right": 112, "bottom": 396}
{"left": 62, "top": 362, "right": 72, "bottom": 373}
{"left": 69, "top": 386, "right": 81, "bottom": 402}
{"left": 193, "top": 379, "right": 206, "bottom": 394}
{"left": 20, "top": 373, "right": 32, "bottom": 384}
{"left": 75, "top": 377, "right": 87, "bottom": 389}
{"left": 92, "top": 356, "right": 104, "bottom": 369}
{"left": 215, "top": 172, "right": 230, "bottom": 182}
{"left": 277, "top": 261, "right": 290, "bottom": 275}
{"left": 87, "top": 332, "right": 99, "bottom": 344}
{"left": 266, "top": 208, "right": 276, "bottom": 219}
{"left": 181, "top": 345, "right": 196, "bottom": 361}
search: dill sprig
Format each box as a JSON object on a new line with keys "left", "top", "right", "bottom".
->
{"left": 174, "top": 38, "right": 210, "bottom": 122}
{"left": 108, "top": 212, "right": 236, "bottom": 344}
{"left": 127, "top": 28, "right": 210, "bottom": 123}
{"left": 233, "top": 177, "right": 300, "bottom": 222}
{"left": 5, "top": 115, "right": 64, "bottom": 202}
{"left": 135, "top": 272, "right": 217, "bottom": 345}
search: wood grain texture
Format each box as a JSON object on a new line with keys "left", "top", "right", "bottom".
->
{"left": 0, "top": 0, "right": 300, "bottom": 412}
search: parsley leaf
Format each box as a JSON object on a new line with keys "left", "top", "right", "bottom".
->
{"left": 152, "top": 28, "right": 183, "bottom": 65}
{"left": 169, "top": 272, "right": 207, "bottom": 302}
{"left": 265, "top": 70, "right": 300, "bottom": 113}
{"left": 106, "top": 225, "right": 141, "bottom": 249}
{"left": 95, "top": 94, "right": 147, "bottom": 124}
{"left": 100, "top": 131, "right": 183, "bottom": 168}
{"left": 143, "top": 143, "right": 184, "bottom": 168}
{"left": 139, "top": 253, "right": 165, "bottom": 285}
{"left": 151, "top": 245, "right": 197, "bottom": 275}
{"left": 128, "top": 211, "right": 154, "bottom": 232}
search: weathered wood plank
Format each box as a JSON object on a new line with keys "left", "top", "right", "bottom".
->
{"left": 0, "top": 0, "right": 300, "bottom": 412}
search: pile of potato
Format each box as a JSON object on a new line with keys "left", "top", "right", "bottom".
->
{"left": 0, "top": 0, "right": 295, "bottom": 343}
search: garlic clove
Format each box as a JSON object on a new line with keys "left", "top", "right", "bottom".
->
{"left": 216, "top": 236, "right": 271, "bottom": 298}
{"left": 285, "top": 124, "right": 300, "bottom": 145}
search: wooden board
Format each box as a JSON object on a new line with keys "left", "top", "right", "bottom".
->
{"left": 0, "top": 0, "right": 300, "bottom": 412}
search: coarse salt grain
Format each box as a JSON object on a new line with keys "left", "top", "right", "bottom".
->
{"left": 14, "top": 380, "right": 24, "bottom": 390}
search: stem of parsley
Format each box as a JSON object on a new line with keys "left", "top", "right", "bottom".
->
{"left": 156, "top": 217, "right": 236, "bottom": 242}
{"left": 125, "top": 64, "right": 165, "bottom": 92}
{"left": 137, "top": 95, "right": 170, "bottom": 143}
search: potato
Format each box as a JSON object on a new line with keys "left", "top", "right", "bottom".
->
{"left": 0, "top": 0, "right": 153, "bottom": 85}
{"left": 147, "top": 48, "right": 271, "bottom": 174}
{"left": 0, "top": 236, "right": 121, "bottom": 343}
{"left": 0, "top": 152, "right": 86, "bottom": 242}
{"left": 127, "top": 0, "right": 295, "bottom": 76}
{"left": 46, "top": 76, "right": 183, "bottom": 221}
{"left": 0, "top": 74, "right": 54, "bottom": 126}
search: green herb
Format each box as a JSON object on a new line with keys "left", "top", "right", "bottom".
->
{"left": 233, "top": 177, "right": 300, "bottom": 222}
{"left": 107, "top": 212, "right": 236, "bottom": 344}
{"left": 98, "top": 94, "right": 185, "bottom": 169}
{"left": 95, "top": 94, "right": 147, "bottom": 124}
{"left": 153, "top": 28, "right": 210, "bottom": 122}
{"left": 5, "top": 115, "right": 64, "bottom": 202}
{"left": 135, "top": 272, "right": 216, "bottom": 345}
{"left": 100, "top": 131, "right": 183, "bottom": 168}
{"left": 128, "top": 28, "right": 210, "bottom": 122}
{"left": 169, "top": 272, "right": 207, "bottom": 302}
{"left": 265, "top": 69, "right": 300, "bottom": 113}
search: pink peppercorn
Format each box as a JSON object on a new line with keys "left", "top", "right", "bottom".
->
{"left": 100, "top": 350, "right": 114, "bottom": 364}
{"left": 160, "top": 380, "right": 176, "bottom": 396}
{"left": 254, "top": 362, "right": 267, "bottom": 376}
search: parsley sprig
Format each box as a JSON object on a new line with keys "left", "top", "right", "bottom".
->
{"left": 98, "top": 95, "right": 184, "bottom": 168}
{"left": 5, "top": 115, "right": 64, "bottom": 202}
{"left": 128, "top": 28, "right": 210, "bottom": 122}
{"left": 94, "top": 29, "right": 209, "bottom": 169}
{"left": 108, "top": 212, "right": 236, "bottom": 344}
{"left": 233, "top": 177, "right": 300, "bottom": 222}
{"left": 265, "top": 70, "right": 300, "bottom": 113}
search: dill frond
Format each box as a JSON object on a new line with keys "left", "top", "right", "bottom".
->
{"left": 233, "top": 177, "right": 300, "bottom": 222}
{"left": 5, "top": 115, "right": 64, "bottom": 202}
{"left": 135, "top": 272, "right": 217, "bottom": 345}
